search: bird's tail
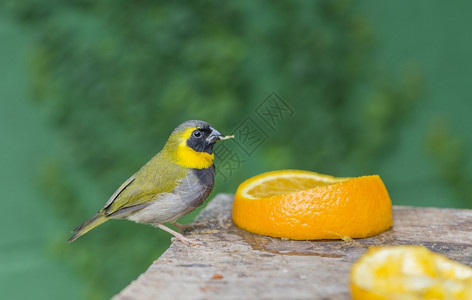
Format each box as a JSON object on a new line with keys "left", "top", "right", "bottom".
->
{"left": 67, "top": 212, "right": 108, "bottom": 243}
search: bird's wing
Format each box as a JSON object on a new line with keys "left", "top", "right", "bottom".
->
{"left": 102, "top": 154, "right": 188, "bottom": 216}
{"left": 104, "top": 174, "right": 136, "bottom": 209}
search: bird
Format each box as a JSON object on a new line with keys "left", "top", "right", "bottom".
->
{"left": 67, "top": 120, "right": 233, "bottom": 245}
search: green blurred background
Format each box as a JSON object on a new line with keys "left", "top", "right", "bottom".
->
{"left": 1, "top": 1, "right": 471, "bottom": 299}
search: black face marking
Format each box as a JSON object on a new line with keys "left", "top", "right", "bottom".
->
{"left": 186, "top": 126, "right": 214, "bottom": 154}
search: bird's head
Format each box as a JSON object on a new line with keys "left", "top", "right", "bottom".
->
{"left": 163, "top": 120, "right": 231, "bottom": 169}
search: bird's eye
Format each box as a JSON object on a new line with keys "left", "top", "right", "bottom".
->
{"left": 192, "top": 130, "right": 202, "bottom": 138}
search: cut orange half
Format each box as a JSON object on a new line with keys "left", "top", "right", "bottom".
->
{"left": 232, "top": 170, "right": 392, "bottom": 240}
{"left": 350, "top": 246, "right": 472, "bottom": 300}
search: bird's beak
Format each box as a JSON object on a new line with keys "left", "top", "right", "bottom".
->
{"left": 207, "top": 128, "right": 225, "bottom": 143}
{"left": 207, "top": 127, "right": 234, "bottom": 143}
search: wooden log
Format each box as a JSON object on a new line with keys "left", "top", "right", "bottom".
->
{"left": 114, "top": 194, "right": 472, "bottom": 300}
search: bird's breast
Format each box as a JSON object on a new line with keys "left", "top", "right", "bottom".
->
{"left": 179, "top": 166, "right": 215, "bottom": 208}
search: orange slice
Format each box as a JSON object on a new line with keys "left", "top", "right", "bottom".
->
{"left": 350, "top": 246, "right": 472, "bottom": 300}
{"left": 232, "top": 170, "right": 392, "bottom": 240}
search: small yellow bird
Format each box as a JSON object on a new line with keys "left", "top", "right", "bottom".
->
{"left": 67, "top": 120, "right": 233, "bottom": 244}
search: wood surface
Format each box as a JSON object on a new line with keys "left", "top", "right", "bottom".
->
{"left": 114, "top": 194, "right": 472, "bottom": 300}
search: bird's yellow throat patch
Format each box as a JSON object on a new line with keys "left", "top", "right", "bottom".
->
{"left": 175, "top": 127, "right": 214, "bottom": 169}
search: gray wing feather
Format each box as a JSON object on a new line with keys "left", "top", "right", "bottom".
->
{"left": 107, "top": 202, "right": 150, "bottom": 218}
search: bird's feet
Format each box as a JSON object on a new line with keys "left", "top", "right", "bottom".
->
{"left": 157, "top": 224, "right": 203, "bottom": 246}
